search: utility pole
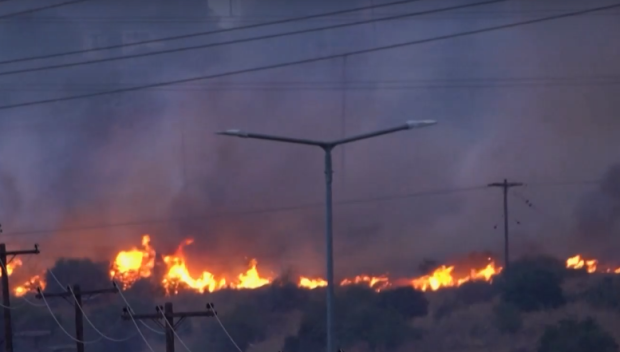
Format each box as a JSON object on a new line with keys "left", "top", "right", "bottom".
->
{"left": 488, "top": 179, "right": 523, "bottom": 271}
{"left": 122, "top": 302, "right": 216, "bottom": 352}
{"left": 0, "top": 232, "right": 40, "bottom": 352}
{"left": 36, "top": 285, "right": 117, "bottom": 352}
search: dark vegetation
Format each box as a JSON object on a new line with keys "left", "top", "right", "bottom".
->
{"left": 538, "top": 317, "right": 618, "bottom": 352}
{"left": 9, "top": 255, "right": 620, "bottom": 352}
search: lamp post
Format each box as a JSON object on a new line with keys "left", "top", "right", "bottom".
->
{"left": 216, "top": 120, "right": 437, "bottom": 352}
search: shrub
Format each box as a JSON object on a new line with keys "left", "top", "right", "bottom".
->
{"left": 499, "top": 258, "right": 566, "bottom": 312}
{"left": 538, "top": 317, "right": 618, "bottom": 352}
{"left": 492, "top": 302, "right": 522, "bottom": 334}
{"left": 455, "top": 281, "right": 497, "bottom": 305}
{"left": 290, "top": 289, "right": 420, "bottom": 351}
{"left": 376, "top": 286, "right": 428, "bottom": 319}
{"left": 583, "top": 276, "right": 620, "bottom": 310}
{"left": 208, "top": 303, "right": 268, "bottom": 352}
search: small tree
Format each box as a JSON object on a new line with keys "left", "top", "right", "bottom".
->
{"left": 376, "top": 286, "right": 428, "bottom": 319}
{"left": 499, "top": 258, "right": 566, "bottom": 312}
{"left": 584, "top": 276, "right": 620, "bottom": 310}
{"left": 492, "top": 302, "right": 522, "bottom": 334}
{"left": 538, "top": 317, "right": 618, "bottom": 352}
{"left": 455, "top": 281, "right": 497, "bottom": 305}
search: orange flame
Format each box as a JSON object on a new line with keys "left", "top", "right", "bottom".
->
{"left": 566, "top": 254, "right": 620, "bottom": 274}
{"left": 341, "top": 275, "right": 391, "bottom": 291}
{"left": 410, "top": 261, "right": 503, "bottom": 291}
{"left": 298, "top": 277, "right": 327, "bottom": 289}
{"left": 14, "top": 275, "right": 46, "bottom": 297}
{"left": 110, "top": 235, "right": 156, "bottom": 289}
{"left": 0, "top": 258, "right": 23, "bottom": 277}
{"left": 160, "top": 238, "right": 272, "bottom": 294}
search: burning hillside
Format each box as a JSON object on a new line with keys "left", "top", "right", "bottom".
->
{"left": 7, "top": 235, "right": 620, "bottom": 297}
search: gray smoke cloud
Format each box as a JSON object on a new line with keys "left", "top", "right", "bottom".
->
{"left": 572, "top": 164, "right": 620, "bottom": 259}
{"left": 0, "top": 0, "right": 619, "bottom": 282}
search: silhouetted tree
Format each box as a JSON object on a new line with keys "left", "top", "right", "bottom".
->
{"left": 455, "top": 281, "right": 497, "bottom": 305}
{"left": 499, "top": 258, "right": 566, "bottom": 312}
{"left": 45, "top": 258, "right": 110, "bottom": 292}
{"left": 208, "top": 303, "right": 268, "bottom": 352}
{"left": 376, "top": 286, "right": 428, "bottom": 319}
{"left": 584, "top": 276, "right": 620, "bottom": 310}
{"left": 538, "top": 317, "right": 618, "bottom": 352}
{"left": 492, "top": 302, "right": 522, "bottom": 334}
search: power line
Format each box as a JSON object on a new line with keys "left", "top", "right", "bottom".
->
{"left": 0, "top": 185, "right": 487, "bottom": 237}
{"left": 5, "top": 7, "right": 620, "bottom": 22}
{"left": 0, "top": 0, "right": 507, "bottom": 77}
{"left": 0, "top": 0, "right": 430, "bottom": 66}
{"left": 1, "top": 1, "right": 618, "bottom": 111}
{"left": 0, "top": 0, "right": 92, "bottom": 20}
{"left": 0, "top": 241, "right": 40, "bottom": 352}
{"left": 120, "top": 299, "right": 215, "bottom": 352}
{"left": 114, "top": 284, "right": 156, "bottom": 352}
{"left": 210, "top": 306, "right": 243, "bottom": 352}
{"left": 4, "top": 77, "right": 620, "bottom": 93}
{"left": 0, "top": 180, "right": 598, "bottom": 238}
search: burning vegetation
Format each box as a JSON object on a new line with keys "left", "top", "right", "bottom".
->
{"left": 7, "top": 235, "right": 620, "bottom": 297}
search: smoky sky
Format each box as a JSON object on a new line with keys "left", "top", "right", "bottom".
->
{"left": 0, "top": 0, "right": 619, "bottom": 279}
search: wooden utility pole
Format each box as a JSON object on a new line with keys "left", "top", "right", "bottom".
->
{"left": 36, "top": 285, "right": 117, "bottom": 352}
{"left": 122, "top": 302, "right": 216, "bottom": 352}
{"left": 488, "top": 179, "right": 523, "bottom": 271}
{"left": 0, "top": 234, "right": 40, "bottom": 352}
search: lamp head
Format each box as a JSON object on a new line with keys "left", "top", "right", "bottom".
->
{"left": 215, "top": 129, "right": 249, "bottom": 137}
{"left": 405, "top": 120, "right": 437, "bottom": 129}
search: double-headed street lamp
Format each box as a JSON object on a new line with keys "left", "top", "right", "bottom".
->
{"left": 216, "top": 120, "right": 437, "bottom": 352}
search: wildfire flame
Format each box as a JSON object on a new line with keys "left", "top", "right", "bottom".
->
{"left": 410, "top": 261, "right": 502, "bottom": 291}
{"left": 110, "top": 234, "right": 156, "bottom": 289}
{"left": 7, "top": 233, "right": 620, "bottom": 298}
{"left": 566, "top": 254, "right": 620, "bottom": 274}
{"left": 0, "top": 258, "right": 23, "bottom": 277}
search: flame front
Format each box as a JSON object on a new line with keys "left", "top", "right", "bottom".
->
{"left": 299, "top": 277, "right": 328, "bottom": 289}
{"left": 341, "top": 275, "right": 391, "bottom": 291}
{"left": 566, "top": 254, "right": 620, "bottom": 274}
{"left": 411, "top": 261, "right": 502, "bottom": 291}
{"left": 161, "top": 239, "right": 271, "bottom": 294}
{"left": 14, "top": 275, "right": 46, "bottom": 297}
{"left": 162, "top": 238, "right": 227, "bottom": 294}
{"left": 110, "top": 235, "right": 156, "bottom": 289}
{"left": 9, "top": 235, "right": 620, "bottom": 298}
{"left": 0, "top": 258, "right": 23, "bottom": 277}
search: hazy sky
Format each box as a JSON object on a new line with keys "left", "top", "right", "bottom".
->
{"left": 0, "top": 0, "right": 618, "bottom": 279}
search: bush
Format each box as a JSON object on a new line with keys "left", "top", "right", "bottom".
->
{"left": 455, "top": 281, "right": 498, "bottom": 305}
{"left": 208, "top": 303, "right": 268, "bottom": 352}
{"left": 584, "top": 276, "right": 620, "bottom": 310}
{"left": 538, "top": 317, "right": 618, "bottom": 352}
{"left": 499, "top": 258, "right": 566, "bottom": 312}
{"left": 259, "top": 281, "right": 309, "bottom": 313}
{"left": 492, "top": 302, "right": 522, "bottom": 334}
{"left": 376, "top": 286, "right": 428, "bottom": 320}
{"left": 288, "top": 289, "right": 420, "bottom": 352}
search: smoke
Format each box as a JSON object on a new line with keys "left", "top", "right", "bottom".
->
{"left": 572, "top": 164, "right": 620, "bottom": 259}
{"left": 0, "top": 0, "right": 618, "bottom": 283}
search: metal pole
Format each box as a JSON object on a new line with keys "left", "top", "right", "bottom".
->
{"left": 73, "top": 285, "right": 84, "bottom": 352}
{"left": 503, "top": 179, "right": 509, "bottom": 271}
{"left": 324, "top": 147, "right": 335, "bottom": 352}
{"left": 0, "top": 244, "right": 13, "bottom": 352}
{"left": 164, "top": 302, "right": 175, "bottom": 352}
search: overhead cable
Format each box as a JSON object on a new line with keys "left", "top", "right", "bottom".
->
{"left": 113, "top": 282, "right": 156, "bottom": 352}
{"left": 0, "top": 2, "right": 618, "bottom": 111}
{"left": 0, "top": 0, "right": 506, "bottom": 77}
{"left": 0, "top": 0, "right": 92, "bottom": 20}
{"left": 0, "top": 0, "right": 432, "bottom": 65}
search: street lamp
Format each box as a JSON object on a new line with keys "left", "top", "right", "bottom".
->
{"left": 216, "top": 120, "right": 437, "bottom": 352}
